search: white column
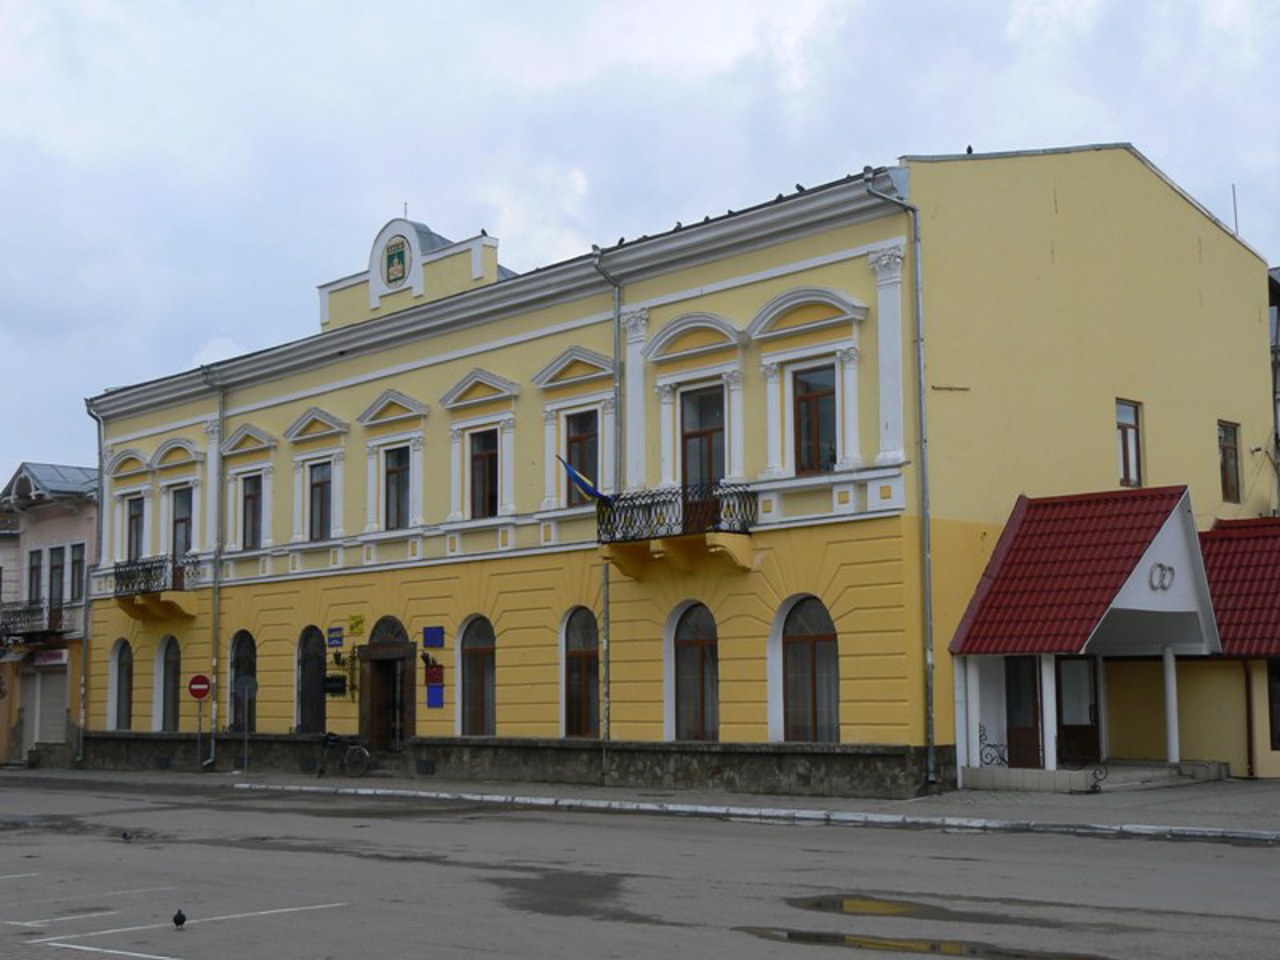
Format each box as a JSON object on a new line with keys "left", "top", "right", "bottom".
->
{"left": 871, "top": 245, "right": 906, "bottom": 466}
{"left": 601, "top": 398, "right": 617, "bottom": 494}
{"left": 964, "top": 657, "right": 982, "bottom": 770}
{"left": 158, "top": 488, "right": 171, "bottom": 555}
{"left": 724, "top": 369, "right": 745, "bottom": 482}
{"left": 141, "top": 489, "right": 154, "bottom": 558}
{"left": 837, "top": 347, "right": 862, "bottom": 469}
{"left": 261, "top": 466, "right": 275, "bottom": 547}
{"left": 292, "top": 461, "right": 305, "bottom": 542}
{"left": 658, "top": 384, "right": 677, "bottom": 488}
{"left": 204, "top": 420, "right": 221, "bottom": 553}
{"left": 409, "top": 436, "right": 424, "bottom": 527}
{"left": 448, "top": 429, "right": 464, "bottom": 521}
{"left": 1040, "top": 655, "right": 1058, "bottom": 771}
{"left": 331, "top": 452, "right": 345, "bottom": 538}
{"left": 623, "top": 308, "right": 649, "bottom": 490}
{"left": 1163, "top": 646, "right": 1180, "bottom": 763}
{"left": 113, "top": 496, "right": 124, "bottom": 562}
{"left": 365, "top": 446, "right": 379, "bottom": 533}
{"left": 499, "top": 415, "right": 516, "bottom": 516}
{"left": 225, "top": 474, "right": 238, "bottom": 551}
{"left": 541, "top": 409, "right": 559, "bottom": 510}
{"left": 189, "top": 479, "right": 202, "bottom": 554}
{"left": 760, "top": 362, "right": 784, "bottom": 479}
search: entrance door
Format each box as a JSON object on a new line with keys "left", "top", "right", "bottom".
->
{"left": 1005, "top": 656, "right": 1041, "bottom": 768}
{"left": 357, "top": 640, "right": 416, "bottom": 752}
{"left": 1056, "top": 657, "right": 1101, "bottom": 766}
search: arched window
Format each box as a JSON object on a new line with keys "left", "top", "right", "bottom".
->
{"left": 159, "top": 636, "right": 181, "bottom": 732}
{"left": 674, "top": 604, "right": 718, "bottom": 741}
{"left": 110, "top": 639, "right": 133, "bottom": 731}
{"left": 461, "top": 617, "right": 496, "bottom": 736}
{"left": 370, "top": 615, "right": 409, "bottom": 645}
{"left": 564, "top": 608, "right": 598, "bottom": 738}
{"left": 229, "top": 630, "right": 257, "bottom": 734}
{"left": 297, "top": 626, "right": 327, "bottom": 734}
{"left": 783, "top": 597, "right": 839, "bottom": 742}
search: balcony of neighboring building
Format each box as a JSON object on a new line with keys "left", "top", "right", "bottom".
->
{"left": 110, "top": 554, "right": 202, "bottom": 619}
{"left": 597, "top": 482, "right": 758, "bottom": 578}
{"left": 0, "top": 600, "right": 85, "bottom": 639}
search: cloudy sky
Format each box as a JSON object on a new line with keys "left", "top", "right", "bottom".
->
{"left": 1, "top": 0, "right": 1277, "bottom": 485}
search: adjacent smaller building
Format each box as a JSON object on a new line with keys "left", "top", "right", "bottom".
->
{"left": 0, "top": 463, "right": 99, "bottom": 765}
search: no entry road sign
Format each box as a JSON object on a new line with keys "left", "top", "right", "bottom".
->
{"left": 188, "top": 674, "right": 212, "bottom": 700}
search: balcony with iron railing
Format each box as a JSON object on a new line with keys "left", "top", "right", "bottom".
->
{"left": 0, "top": 600, "right": 84, "bottom": 638}
{"left": 111, "top": 554, "right": 203, "bottom": 620}
{"left": 597, "top": 482, "right": 758, "bottom": 576}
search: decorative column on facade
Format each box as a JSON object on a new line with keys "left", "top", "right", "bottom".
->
{"left": 330, "top": 451, "right": 346, "bottom": 538}
{"left": 409, "top": 436, "right": 424, "bottom": 527}
{"left": 225, "top": 474, "right": 239, "bottom": 551}
{"left": 724, "top": 369, "right": 745, "bottom": 481}
{"left": 204, "top": 420, "right": 221, "bottom": 554}
{"left": 499, "top": 415, "right": 517, "bottom": 516}
{"left": 447, "top": 429, "right": 464, "bottom": 521}
{"left": 141, "top": 488, "right": 154, "bottom": 559}
{"left": 292, "top": 460, "right": 305, "bottom": 542}
{"left": 836, "top": 346, "right": 862, "bottom": 469}
{"left": 260, "top": 465, "right": 275, "bottom": 547}
{"left": 365, "top": 446, "right": 380, "bottom": 533}
{"left": 158, "top": 487, "right": 171, "bottom": 555}
{"left": 657, "top": 384, "right": 677, "bottom": 488}
{"left": 623, "top": 308, "right": 649, "bottom": 490}
{"left": 189, "top": 478, "right": 202, "bottom": 554}
{"left": 113, "top": 495, "right": 124, "bottom": 563}
{"left": 870, "top": 244, "right": 906, "bottom": 465}
{"left": 760, "top": 362, "right": 784, "bottom": 478}
{"left": 541, "top": 409, "right": 559, "bottom": 510}
{"left": 600, "top": 398, "right": 617, "bottom": 494}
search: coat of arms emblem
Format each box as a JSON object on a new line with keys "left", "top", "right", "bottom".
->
{"left": 384, "top": 236, "right": 407, "bottom": 286}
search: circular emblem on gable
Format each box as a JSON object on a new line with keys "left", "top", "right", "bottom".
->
{"left": 382, "top": 235, "right": 409, "bottom": 287}
{"left": 1148, "top": 562, "right": 1175, "bottom": 591}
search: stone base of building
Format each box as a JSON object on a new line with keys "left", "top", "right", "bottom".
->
{"left": 80, "top": 732, "right": 954, "bottom": 799}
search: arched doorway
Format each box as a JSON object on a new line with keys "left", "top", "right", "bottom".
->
{"left": 157, "top": 636, "right": 181, "bottom": 732}
{"left": 563, "top": 608, "right": 598, "bottom": 738}
{"left": 229, "top": 630, "right": 257, "bottom": 734}
{"left": 461, "top": 617, "right": 496, "bottom": 736}
{"left": 673, "top": 604, "right": 718, "bottom": 741}
{"left": 357, "top": 616, "right": 416, "bottom": 751}
{"left": 296, "top": 626, "right": 327, "bottom": 734}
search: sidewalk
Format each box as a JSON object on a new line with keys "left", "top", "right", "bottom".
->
{"left": 4, "top": 766, "right": 1280, "bottom": 845}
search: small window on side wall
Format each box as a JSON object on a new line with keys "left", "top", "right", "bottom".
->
{"left": 1218, "top": 421, "right": 1240, "bottom": 503}
{"left": 1116, "top": 399, "right": 1142, "bottom": 487}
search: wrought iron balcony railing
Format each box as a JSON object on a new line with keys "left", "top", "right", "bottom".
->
{"left": 112, "top": 554, "right": 202, "bottom": 596}
{"left": 1, "top": 601, "right": 49, "bottom": 636}
{"left": 597, "top": 482, "right": 757, "bottom": 544}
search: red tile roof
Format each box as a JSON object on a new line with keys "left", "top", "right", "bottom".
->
{"left": 1200, "top": 518, "right": 1280, "bottom": 658}
{"left": 950, "top": 486, "right": 1187, "bottom": 656}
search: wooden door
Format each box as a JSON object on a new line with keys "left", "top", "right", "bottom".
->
{"left": 1005, "top": 656, "right": 1042, "bottom": 768}
{"left": 1056, "top": 657, "right": 1101, "bottom": 766}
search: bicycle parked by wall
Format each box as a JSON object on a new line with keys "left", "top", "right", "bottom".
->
{"left": 317, "top": 732, "right": 371, "bottom": 778}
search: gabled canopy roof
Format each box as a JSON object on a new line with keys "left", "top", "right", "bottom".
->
{"left": 950, "top": 486, "right": 1214, "bottom": 656}
{"left": 0, "top": 462, "right": 98, "bottom": 509}
{"left": 1200, "top": 518, "right": 1280, "bottom": 658}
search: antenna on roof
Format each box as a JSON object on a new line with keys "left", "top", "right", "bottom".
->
{"left": 1231, "top": 184, "right": 1238, "bottom": 235}
{"left": 404, "top": 201, "right": 409, "bottom": 218}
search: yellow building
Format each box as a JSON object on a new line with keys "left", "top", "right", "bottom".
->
{"left": 82, "top": 144, "right": 1275, "bottom": 796}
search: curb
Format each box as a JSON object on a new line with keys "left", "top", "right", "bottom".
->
{"left": 230, "top": 782, "right": 1280, "bottom": 846}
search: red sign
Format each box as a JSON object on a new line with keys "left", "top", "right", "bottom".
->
{"left": 188, "top": 674, "right": 212, "bottom": 700}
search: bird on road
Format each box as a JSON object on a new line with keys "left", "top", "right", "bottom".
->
{"left": 121, "top": 831, "right": 131, "bottom": 843}
{"left": 173, "top": 909, "right": 186, "bottom": 931}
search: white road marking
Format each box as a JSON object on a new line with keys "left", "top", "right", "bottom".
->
{"left": 0, "top": 873, "right": 39, "bottom": 880}
{"left": 5, "top": 909, "right": 119, "bottom": 927}
{"left": 30, "top": 902, "right": 349, "bottom": 944}
{"left": 47, "top": 945, "right": 186, "bottom": 960}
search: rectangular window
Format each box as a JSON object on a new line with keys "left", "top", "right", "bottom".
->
{"left": 385, "top": 446, "right": 410, "bottom": 529}
{"left": 565, "top": 410, "right": 599, "bottom": 507}
{"left": 126, "top": 496, "right": 145, "bottom": 561}
{"left": 48, "top": 547, "right": 65, "bottom": 608}
{"left": 1219, "top": 421, "right": 1241, "bottom": 503}
{"left": 27, "top": 549, "right": 42, "bottom": 602}
{"left": 1270, "top": 660, "right": 1280, "bottom": 752}
{"left": 171, "top": 486, "right": 193, "bottom": 555}
{"left": 1116, "top": 399, "right": 1142, "bottom": 487}
{"left": 70, "top": 544, "right": 85, "bottom": 603}
{"left": 470, "top": 429, "right": 499, "bottom": 519}
{"left": 309, "top": 462, "right": 332, "bottom": 541}
{"left": 681, "top": 386, "right": 725, "bottom": 488}
{"left": 794, "top": 364, "right": 837, "bottom": 475}
{"left": 242, "top": 474, "right": 263, "bottom": 549}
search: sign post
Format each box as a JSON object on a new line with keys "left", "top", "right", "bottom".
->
{"left": 189, "top": 674, "right": 211, "bottom": 772}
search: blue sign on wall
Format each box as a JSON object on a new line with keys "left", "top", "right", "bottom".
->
{"left": 422, "top": 625, "right": 445, "bottom": 648}
{"left": 426, "top": 684, "right": 445, "bottom": 709}
{"left": 327, "top": 626, "right": 344, "bottom": 648}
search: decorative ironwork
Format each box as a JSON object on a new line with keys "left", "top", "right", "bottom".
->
{"left": 0, "top": 601, "right": 48, "bottom": 636}
{"left": 597, "top": 483, "right": 757, "bottom": 544}
{"left": 977, "top": 721, "right": 1009, "bottom": 767}
{"left": 113, "top": 555, "right": 202, "bottom": 596}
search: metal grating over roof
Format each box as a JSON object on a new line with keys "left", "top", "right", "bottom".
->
{"left": 1199, "top": 518, "right": 1280, "bottom": 658}
{"left": 949, "top": 486, "right": 1187, "bottom": 656}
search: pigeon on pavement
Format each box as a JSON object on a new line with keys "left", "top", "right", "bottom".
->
{"left": 173, "top": 909, "right": 186, "bottom": 930}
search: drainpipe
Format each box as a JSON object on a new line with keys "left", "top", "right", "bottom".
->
{"left": 81, "top": 401, "right": 107, "bottom": 766}
{"left": 591, "top": 247, "right": 623, "bottom": 774}
{"left": 200, "top": 366, "right": 226, "bottom": 769}
{"left": 864, "top": 166, "right": 937, "bottom": 789}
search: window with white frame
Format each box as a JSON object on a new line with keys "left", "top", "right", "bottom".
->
{"left": 125, "top": 494, "right": 146, "bottom": 560}
{"left": 539, "top": 395, "right": 615, "bottom": 511}
{"left": 364, "top": 433, "right": 423, "bottom": 534}
{"left": 291, "top": 451, "right": 344, "bottom": 543}
{"left": 760, "top": 345, "right": 860, "bottom": 479}
{"left": 242, "top": 473, "right": 263, "bottom": 549}
{"left": 309, "top": 462, "right": 332, "bottom": 540}
{"left": 171, "top": 485, "right": 193, "bottom": 555}
{"left": 655, "top": 364, "right": 745, "bottom": 489}
{"left": 448, "top": 416, "right": 515, "bottom": 522}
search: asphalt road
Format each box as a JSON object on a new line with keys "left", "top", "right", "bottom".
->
{"left": 1, "top": 779, "right": 1277, "bottom": 959}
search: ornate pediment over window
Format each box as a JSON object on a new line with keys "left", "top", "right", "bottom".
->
{"left": 440, "top": 369, "right": 520, "bottom": 411}
{"left": 357, "top": 389, "right": 429, "bottom": 427}
{"left": 220, "top": 424, "right": 278, "bottom": 456}
{"left": 283, "top": 408, "right": 350, "bottom": 443}
{"left": 532, "top": 347, "right": 616, "bottom": 390}
{"left": 150, "top": 439, "right": 204, "bottom": 470}
{"left": 747, "top": 287, "right": 868, "bottom": 342}
{"left": 107, "top": 449, "right": 151, "bottom": 480}
{"left": 642, "top": 313, "right": 744, "bottom": 365}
